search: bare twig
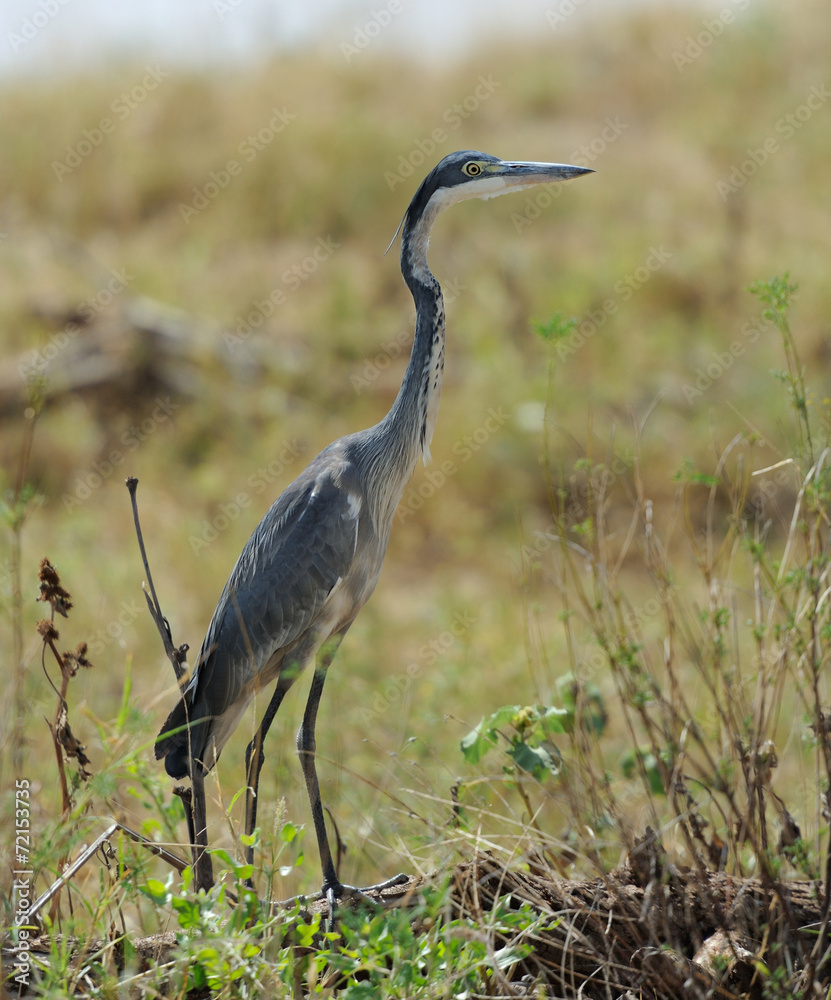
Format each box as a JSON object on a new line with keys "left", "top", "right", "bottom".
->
{"left": 28, "top": 821, "right": 193, "bottom": 925}
{"left": 10, "top": 387, "right": 43, "bottom": 774}
{"left": 125, "top": 478, "right": 214, "bottom": 892}
{"left": 125, "top": 476, "right": 189, "bottom": 682}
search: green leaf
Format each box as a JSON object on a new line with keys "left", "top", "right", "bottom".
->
{"left": 460, "top": 705, "right": 519, "bottom": 764}
{"left": 171, "top": 897, "right": 203, "bottom": 930}
{"left": 280, "top": 821, "right": 298, "bottom": 843}
{"left": 208, "top": 847, "right": 253, "bottom": 881}
{"left": 538, "top": 705, "right": 570, "bottom": 735}
{"left": 459, "top": 726, "right": 493, "bottom": 765}
{"left": 226, "top": 786, "right": 248, "bottom": 812}
{"left": 140, "top": 876, "right": 172, "bottom": 906}
{"left": 494, "top": 942, "right": 532, "bottom": 969}
{"left": 209, "top": 848, "right": 235, "bottom": 867}
{"left": 488, "top": 704, "right": 523, "bottom": 730}
{"left": 296, "top": 918, "right": 319, "bottom": 948}
{"left": 508, "top": 741, "right": 559, "bottom": 779}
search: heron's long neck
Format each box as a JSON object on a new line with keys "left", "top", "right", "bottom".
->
{"left": 376, "top": 212, "right": 446, "bottom": 478}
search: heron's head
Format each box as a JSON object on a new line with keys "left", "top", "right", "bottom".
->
{"left": 404, "top": 150, "right": 593, "bottom": 228}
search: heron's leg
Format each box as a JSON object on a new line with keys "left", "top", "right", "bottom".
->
{"left": 243, "top": 671, "right": 297, "bottom": 884}
{"left": 297, "top": 664, "right": 341, "bottom": 893}
{"left": 191, "top": 766, "right": 214, "bottom": 892}
{"left": 296, "top": 636, "right": 409, "bottom": 917}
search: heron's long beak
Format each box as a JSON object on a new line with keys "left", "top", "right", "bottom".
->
{"left": 496, "top": 160, "right": 594, "bottom": 187}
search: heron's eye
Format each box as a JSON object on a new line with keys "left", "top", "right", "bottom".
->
{"left": 463, "top": 161, "right": 482, "bottom": 177}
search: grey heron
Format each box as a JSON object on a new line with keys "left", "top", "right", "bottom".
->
{"left": 156, "top": 150, "right": 592, "bottom": 903}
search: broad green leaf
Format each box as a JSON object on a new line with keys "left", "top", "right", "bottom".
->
{"left": 508, "top": 741, "right": 559, "bottom": 779}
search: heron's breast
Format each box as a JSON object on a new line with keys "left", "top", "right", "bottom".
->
{"left": 328, "top": 547, "right": 385, "bottom": 630}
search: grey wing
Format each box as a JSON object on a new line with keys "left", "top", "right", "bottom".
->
{"left": 156, "top": 457, "right": 361, "bottom": 775}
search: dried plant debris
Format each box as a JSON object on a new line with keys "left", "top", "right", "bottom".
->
{"left": 446, "top": 850, "right": 824, "bottom": 999}
{"left": 54, "top": 702, "right": 92, "bottom": 779}
{"left": 36, "top": 617, "right": 60, "bottom": 643}
{"left": 61, "top": 642, "right": 94, "bottom": 676}
{"left": 35, "top": 560, "right": 94, "bottom": 784}
{"left": 37, "top": 557, "right": 73, "bottom": 617}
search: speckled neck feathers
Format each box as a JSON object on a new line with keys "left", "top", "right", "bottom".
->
{"left": 359, "top": 195, "right": 447, "bottom": 529}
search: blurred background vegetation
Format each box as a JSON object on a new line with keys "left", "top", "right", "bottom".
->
{"left": 1, "top": 0, "right": 830, "bottom": 896}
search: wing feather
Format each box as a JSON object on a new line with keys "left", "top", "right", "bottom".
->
{"left": 156, "top": 452, "right": 361, "bottom": 775}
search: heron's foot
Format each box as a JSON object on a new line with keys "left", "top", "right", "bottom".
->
{"left": 323, "top": 872, "right": 410, "bottom": 910}
{"left": 274, "top": 872, "right": 412, "bottom": 915}
{"left": 322, "top": 873, "right": 411, "bottom": 930}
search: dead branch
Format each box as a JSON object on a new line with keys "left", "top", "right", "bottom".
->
{"left": 125, "top": 479, "right": 213, "bottom": 893}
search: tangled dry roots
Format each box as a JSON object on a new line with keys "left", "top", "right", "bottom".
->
{"left": 447, "top": 833, "right": 826, "bottom": 999}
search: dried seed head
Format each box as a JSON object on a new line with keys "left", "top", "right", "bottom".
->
{"left": 63, "top": 643, "right": 94, "bottom": 674}
{"left": 55, "top": 703, "right": 92, "bottom": 778}
{"left": 37, "top": 558, "right": 73, "bottom": 617}
{"left": 36, "top": 618, "right": 59, "bottom": 642}
{"left": 777, "top": 808, "right": 802, "bottom": 851}
{"left": 76, "top": 642, "right": 92, "bottom": 667}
